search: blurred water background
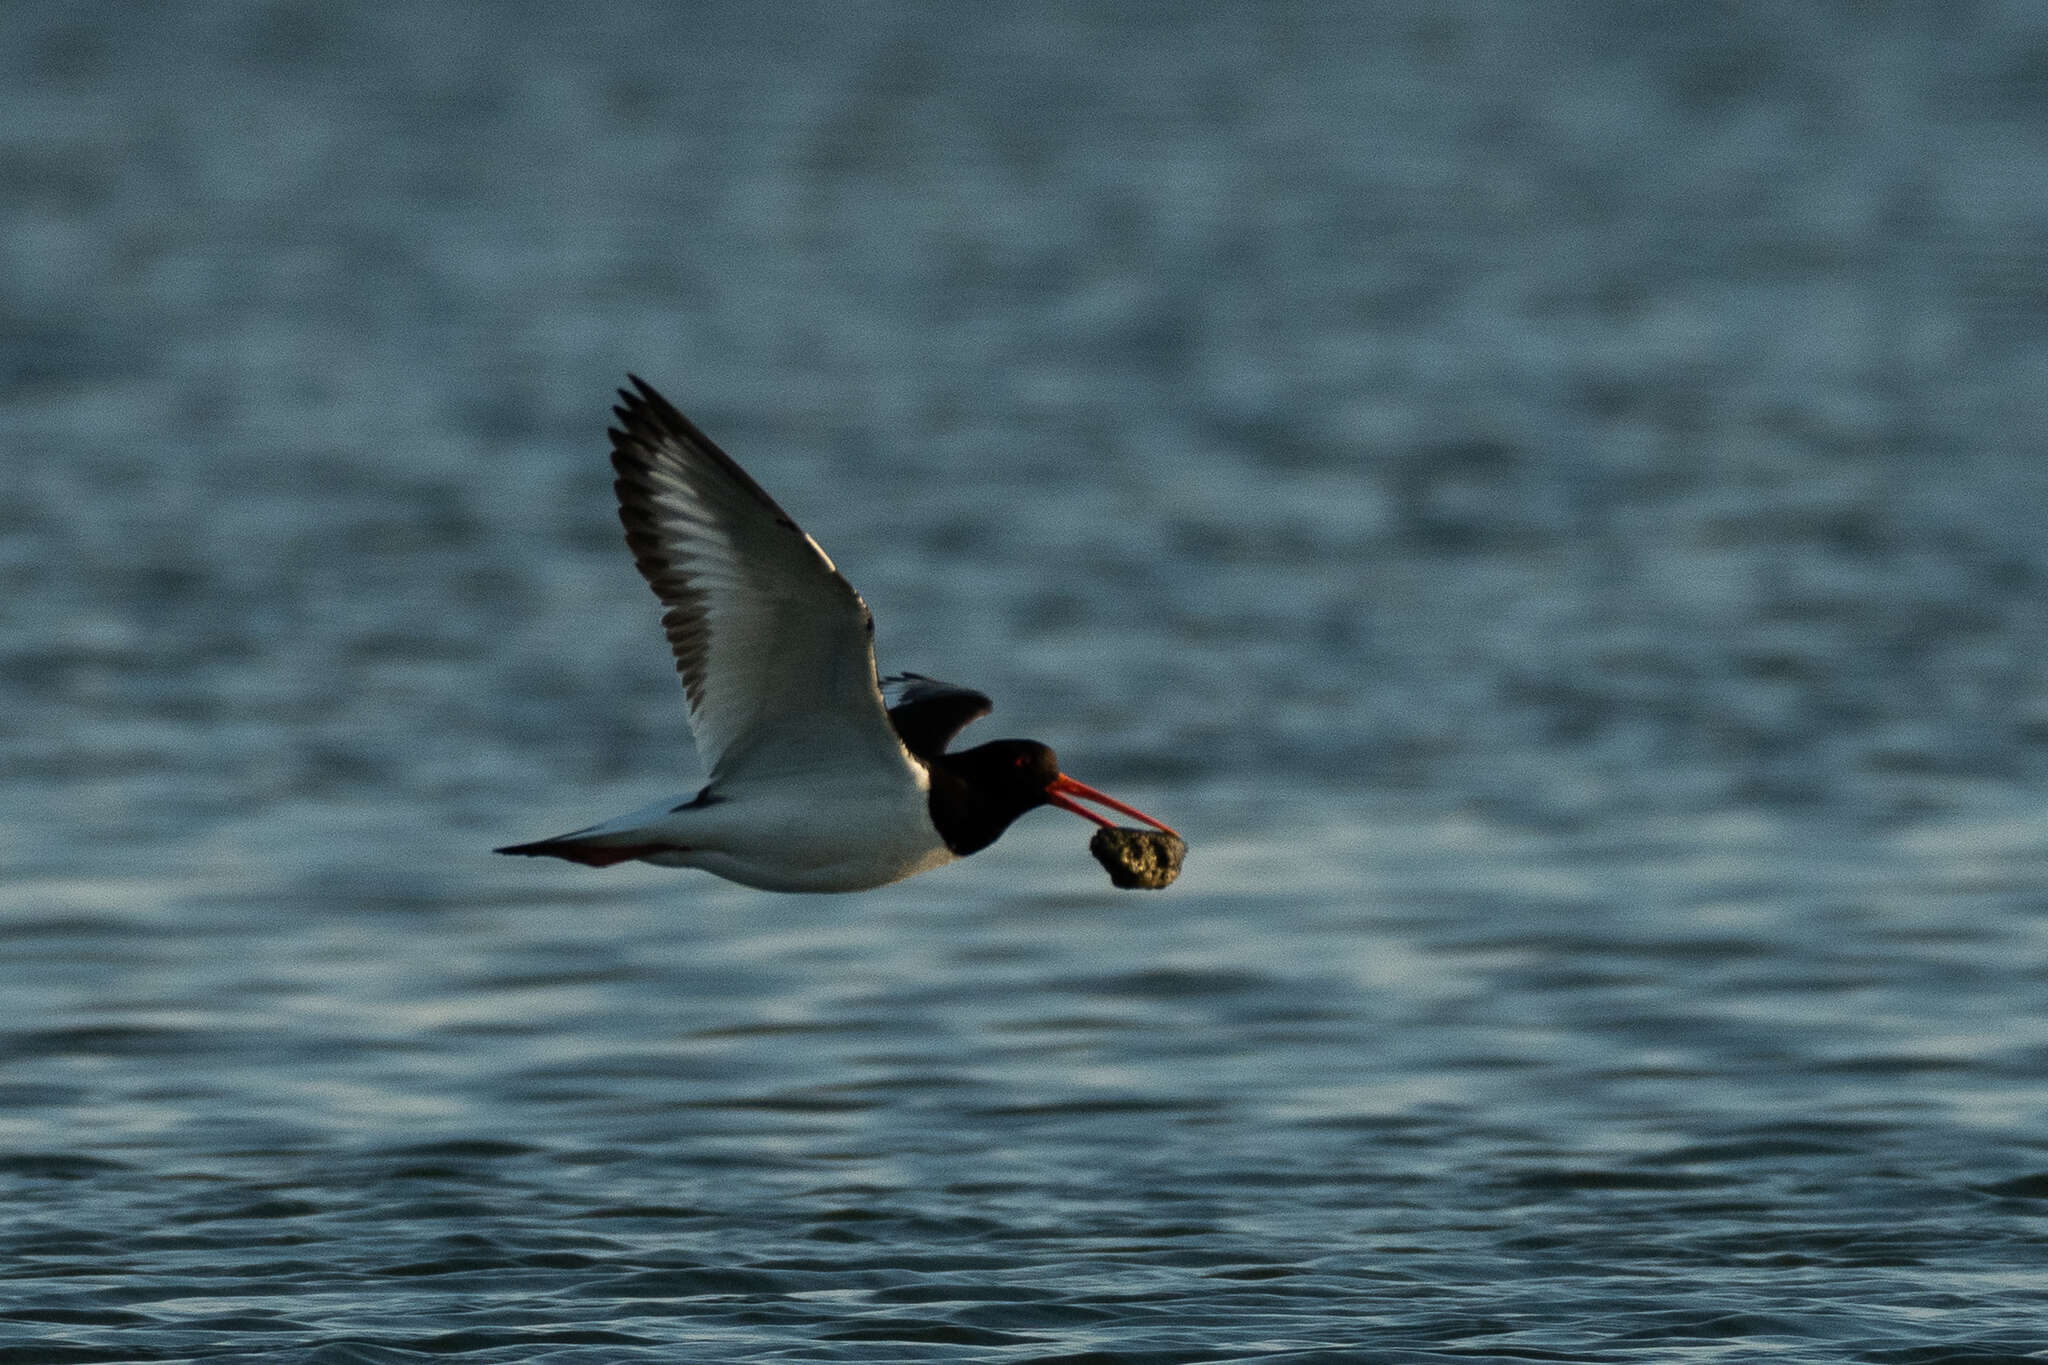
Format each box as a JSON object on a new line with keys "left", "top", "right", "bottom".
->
{"left": 8, "top": 2, "right": 2048, "bottom": 1360}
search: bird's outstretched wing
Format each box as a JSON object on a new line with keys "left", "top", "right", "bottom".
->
{"left": 610, "top": 376, "right": 908, "bottom": 783}
{"left": 881, "top": 673, "right": 994, "bottom": 762}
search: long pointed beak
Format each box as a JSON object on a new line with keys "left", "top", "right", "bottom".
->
{"left": 1045, "top": 774, "right": 1180, "bottom": 838}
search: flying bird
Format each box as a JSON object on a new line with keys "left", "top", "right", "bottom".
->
{"left": 497, "top": 377, "right": 1176, "bottom": 892}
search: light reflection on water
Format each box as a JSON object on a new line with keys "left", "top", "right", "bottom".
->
{"left": 10, "top": 796, "right": 2048, "bottom": 1355}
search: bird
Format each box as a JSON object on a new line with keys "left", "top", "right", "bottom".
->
{"left": 496, "top": 376, "right": 1177, "bottom": 893}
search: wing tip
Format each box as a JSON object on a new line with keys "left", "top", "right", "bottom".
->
{"left": 603, "top": 374, "right": 804, "bottom": 531}
{"left": 615, "top": 374, "right": 687, "bottom": 437}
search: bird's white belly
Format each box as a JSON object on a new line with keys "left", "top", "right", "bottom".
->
{"left": 642, "top": 766, "right": 956, "bottom": 892}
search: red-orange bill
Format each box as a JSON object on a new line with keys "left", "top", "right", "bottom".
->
{"left": 1046, "top": 774, "right": 1179, "bottom": 838}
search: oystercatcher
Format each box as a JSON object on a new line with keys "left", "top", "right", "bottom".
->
{"left": 497, "top": 377, "right": 1177, "bottom": 892}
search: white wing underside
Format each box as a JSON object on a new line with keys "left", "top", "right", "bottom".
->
{"left": 610, "top": 379, "right": 914, "bottom": 786}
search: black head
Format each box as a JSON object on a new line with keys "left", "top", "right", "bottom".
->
{"left": 924, "top": 739, "right": 1178, "bottom": 859}
{"left": 925, "top": 739, "right": 1062, "bottom": 856}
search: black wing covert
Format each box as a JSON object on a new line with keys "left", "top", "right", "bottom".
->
{"left": 882, "top": 673, "right": 993, "bottom": 762}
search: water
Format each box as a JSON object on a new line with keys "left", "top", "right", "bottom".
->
{"left": 7, "top": 2, "right": 2048, "bottom": 1360}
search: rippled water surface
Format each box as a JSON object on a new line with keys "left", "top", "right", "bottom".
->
{"left": 9, "top": 3, "right": 2048, "bottom": 1361}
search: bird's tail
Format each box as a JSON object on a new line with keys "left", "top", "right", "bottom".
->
{"left": 494, "top": 832, "right": 672, "bottom": 868}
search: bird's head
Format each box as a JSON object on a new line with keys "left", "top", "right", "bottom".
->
{"left": 943, "top": 739, "right": 1178, "bottom": 846}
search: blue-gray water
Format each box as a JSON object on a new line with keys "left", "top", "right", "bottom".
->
{"left": 8, "top": 3, "right": 2048, "bottom": 1361}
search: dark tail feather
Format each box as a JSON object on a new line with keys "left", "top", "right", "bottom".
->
{"left": 494, "top": 837, "right": 671, "bottom": 869}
